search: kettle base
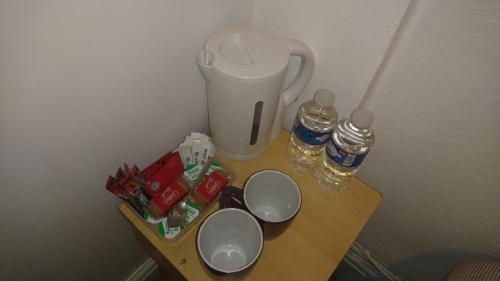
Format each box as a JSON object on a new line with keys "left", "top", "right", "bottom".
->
{"left": 216, "top": 146, "right": 268, "bottom": 161}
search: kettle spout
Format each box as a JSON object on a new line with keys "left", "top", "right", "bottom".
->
{"left": 196, "top": 50, "right": 214, "bottom": 81}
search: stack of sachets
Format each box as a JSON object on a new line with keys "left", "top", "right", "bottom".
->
{"left": 178, "top": 132, "right": 215, "bottom": 186}
{"left": 104, "top": 132, "right": 233, "bottom": 240}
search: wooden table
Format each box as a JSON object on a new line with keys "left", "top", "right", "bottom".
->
{"left": 118, "top": 130, "right": 382, "bottom": 281}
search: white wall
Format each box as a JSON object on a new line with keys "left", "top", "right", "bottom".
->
{"left": 356, "top": 1, "right": 500, "bottom": 279}
{"left": 253, "top": 0, "right": 410, "bottom": 123}
{"left": 0, "top": 1, "right": 251, "bottom": 280}
{"left": 252, "top": 0, "right": 500, "bottom": 280}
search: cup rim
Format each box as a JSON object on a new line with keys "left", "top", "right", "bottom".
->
{"left": 196, "top": 208, "right": 264, "bottom": 274}
{"left": 243, "top": 169, "right": 302, "bottom": 223}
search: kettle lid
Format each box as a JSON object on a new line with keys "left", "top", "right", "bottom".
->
{"left": 205, "top": 25, "right": 290, "bottom": 80}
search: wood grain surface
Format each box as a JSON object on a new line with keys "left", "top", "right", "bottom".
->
{"left": 118, "top": 129, "right": 382, "bottom": 281}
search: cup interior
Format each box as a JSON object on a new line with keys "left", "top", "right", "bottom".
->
{"left": 244, "top": 170, "right": 301, "bottom": 223}
{"left": 197, "top": 208, "right": 263, "bottom": 274}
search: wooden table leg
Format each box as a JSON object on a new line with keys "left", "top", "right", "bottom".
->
{"left": 133, "top": 228, "right": 187, "bottom": 281}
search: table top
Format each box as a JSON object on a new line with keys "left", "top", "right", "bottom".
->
{"left": 118, "top": 130, "right": 382, "bottom": 281}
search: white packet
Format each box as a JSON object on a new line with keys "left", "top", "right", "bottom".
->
{"left": 190, "top": 132, "right": 209, "bottom": 141}
{"left": 191, "top": 140, "right": 202, "bottom": 165}
{"left": 200, "top": 140, "right": 211, "bottom": 165}
{"left": 178, "top": 142, "right": 193, "bottom": 167}
{"left": 208, "top": 142, "right": 216, "bottom": 158}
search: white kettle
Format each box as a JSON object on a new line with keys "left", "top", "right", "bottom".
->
{"left": 197, "top": 25, "right": 314, "bottom": 160}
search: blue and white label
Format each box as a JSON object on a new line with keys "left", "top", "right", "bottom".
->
{"left": 292, "top": 119, "right": 332, "bottom": 145}
{"left": 326, "top": 139, "right": 367, "bottom": 167}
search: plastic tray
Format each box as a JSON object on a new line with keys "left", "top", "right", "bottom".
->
{"left": 128, "top": 158, "right": 234, "bottom": 242}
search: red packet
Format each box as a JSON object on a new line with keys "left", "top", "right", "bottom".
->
{"left": 105, "top": 175, "right": 125, "bottom": 199}
{"left": 144, "top": 152, "right": 184, "bottom": 197}
{"left": 115, "top": 167, "right": 125, "bottom": 182}
{"left": 142, "top": 151, "right": 174, "bottom": 178}
{"left": 123, "top": 163, "right": 132, "bottom": 177}
{"left": 148, "top": 180, "right": 189, "bottom": 217}
{"left": 132, "top": 164, "right": 146, "bottom": 183}
{"left": 192, "top": 171, "right": 228, "bottom": 209}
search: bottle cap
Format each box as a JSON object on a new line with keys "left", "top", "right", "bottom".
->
{"left": 351, "top": 108, "right": 374, "bottom": 129}
{"left": 314, "top": 89, "right": 335, "bottom": 106}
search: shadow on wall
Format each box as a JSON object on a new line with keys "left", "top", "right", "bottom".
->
{"left": 395, "top": 249, "right": 500, "bottom": 281}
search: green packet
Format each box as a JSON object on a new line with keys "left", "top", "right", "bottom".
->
{"left": 183, "top": 161, "right": 224, "bottom": 185}
{"left": 142, "top": 211, "right": 162, "bottom": 224}
{"left": 184, "top": 200, "right": 201, "bottom": 223}
{"left": 183, "top": 164, "right": 203, "bottom": 184}
{"left": 205, "top": 161, "right": 223, "bottom": 175}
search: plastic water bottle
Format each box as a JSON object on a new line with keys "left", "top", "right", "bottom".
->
{"left": 315, "top": 108, "right": 375, "bottom": 191}
{"left": 288, "top": 89, "right": 338, "bottom": 170}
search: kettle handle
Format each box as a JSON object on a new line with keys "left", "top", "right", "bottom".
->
{"left": 271, "top": 39, "right": 315, "bottom": 140}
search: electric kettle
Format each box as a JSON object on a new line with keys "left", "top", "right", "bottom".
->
{"left": 197, "top": 25, "right": 314, "bottom": 160}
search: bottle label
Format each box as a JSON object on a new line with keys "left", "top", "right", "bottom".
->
{"left": 292, "top": 119, "right": 332, "bottom": 145}
{"left": 326, "top": 139, "right": 367, "bottom": 167}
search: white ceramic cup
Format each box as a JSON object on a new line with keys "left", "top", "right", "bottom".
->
{"left": 220, "top": 170, "right": 302, "bottom": 239}
{"left": 197, "top": 208, "right": 263, "bottom": 274}
{"left": 244, "top": 170, "right": 302, "bottom": 223}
